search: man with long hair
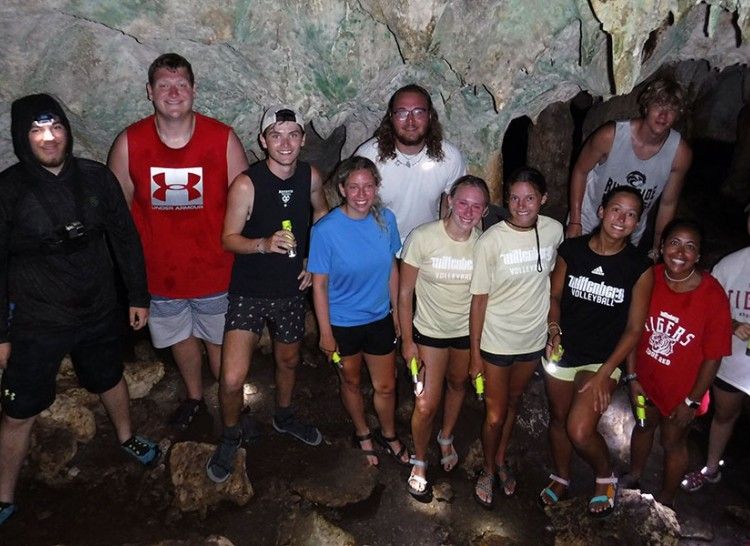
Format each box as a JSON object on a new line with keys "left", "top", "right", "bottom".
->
{"left": 355, "top": 84, "right": 466, "bottom": 245}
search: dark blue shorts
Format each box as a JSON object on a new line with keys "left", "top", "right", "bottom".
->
{"left": 1, "top": 313, "right": 124, "bottom": 419}
{"left": 332, "top": 315, "right": 397, "bottom": 357}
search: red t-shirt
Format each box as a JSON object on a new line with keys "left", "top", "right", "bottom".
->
{"left": 126, "top": 113, "right": 233, "bottom": 298}
{"left": 636, "top": 264, "right": 732, "bottom": 416}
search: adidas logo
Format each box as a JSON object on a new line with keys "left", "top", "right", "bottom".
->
{"left": 591, "top": 266, "right": 605, "bottom": 276}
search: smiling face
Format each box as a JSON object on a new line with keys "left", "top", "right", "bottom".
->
{"left": 448, "top": 184, "right": 487, "bottom": 233}
{"left": 507, "top": 180, "right": 546, "bottom": 228}
{"left": 661, "top": 226, "right": 701, "bottom": 278}
{"left": 643, "top": 102, "right": 678, "bottom": 137}
{"left": 260, "top": 121, "right": 305, "bottom": 169}
{"left": 391, "top": 90, "right": 430, "bottom": 148}
{"left": 28, "top": 117, "right": 68, "bottom": 174}
{"left": 597, "top": 190, "right": 642, "bottom": 240}
{"left": 339, "top": 168, "right": 378, "bottom": 219}
{"left": 147, "top": 66, "right": 195, "bottom": 120}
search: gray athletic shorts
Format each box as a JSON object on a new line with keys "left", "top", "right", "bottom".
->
{"left": 148, "top": 293, "right": 228, "bottom": 348}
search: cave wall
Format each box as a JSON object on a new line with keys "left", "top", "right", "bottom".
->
{"left": 1, "top": 0, "right": 749, "bottom": 197}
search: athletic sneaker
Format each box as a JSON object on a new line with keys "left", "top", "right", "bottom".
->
{"left": 168, "top": 398, "right": 207, "bottom": 431}
{"left": 206, "top": 434, "right": 241, "bottom": 484}
{"left": 272, "top": 412, "right": 322, "bottom": 446}
{"left": 0, "top": 502, "right": 16, "bottom": 526}
{"left": 121, "top": 435, "right": 161, "bottom": 465}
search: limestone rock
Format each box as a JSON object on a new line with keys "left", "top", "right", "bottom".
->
{"left": 291, "top": 448, "right": 377, "bottom": 508}
{"left": 432, "top": 480, "right": 454, "bottom": 502}
{"left": 545, "top": 489, "right": 680, "bottom": 545}
{"left": 61, "top": 387, "right": 99, "bottom": 407}
{"left": 276, "top": 510, "right": 357, "bottom": 546}
{"left": 169, "top": 441, "right": 253, "bottom": 516}
{"left": 124, "top": 359, "right": 165, "bottom": 400}
{"left": 472, "top": 532, "right": 521, "bottom": 546}
{"left": 38, "top": 393, "right": 97, "bottom": 443}
{"left": 29, "top": 422, "right": 78, "bottom": 484}
{"left": 726, "top": 504, "right": 750, "bottom": 527}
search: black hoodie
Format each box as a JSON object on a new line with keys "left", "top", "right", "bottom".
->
{"left": 0, "top": 94, "right": 149, "bottom": 342}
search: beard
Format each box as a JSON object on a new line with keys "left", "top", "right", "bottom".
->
{"left": 394, "top": 125, "right": 428, "bottom": 148}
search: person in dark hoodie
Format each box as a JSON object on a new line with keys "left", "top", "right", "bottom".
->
{"left": 0, "top": 94, "right": 160, "bottom": 526}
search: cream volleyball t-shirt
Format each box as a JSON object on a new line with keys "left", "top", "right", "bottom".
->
{"left": 401, "top": 220, "right": 480, "bottom": 338}
{"left": 470, "top": 215, "right": 563, "bottom": 354}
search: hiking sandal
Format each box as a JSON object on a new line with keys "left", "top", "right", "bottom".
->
{"left": 407, "top": 458, "right": 430, "bottom": 497}
{"left": 474, "top": 469, "right": 495, "bottom": 509}
{"left": 680, "top": 466, "right": 721, "bottom": 492}
{"left": 588, "top": 475, "right": 618, "bottom": 518}
{"left": 538, "top": 473, "right": 570, "bottom": 508}
{"left": 496, "top": 463, "right": 517, "bottom": 497}
{"left": 436, "top": 430, "right": 458, "bottom": 472}
{"left": 373, "top": 429, "right": 411, "bottom": 465}
{"left": 353, "top": 430, "right": 379, "bottom": 467}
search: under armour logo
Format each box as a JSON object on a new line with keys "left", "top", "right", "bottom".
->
{"left": 150, "top": 167, "right": 204, "bottom": 207}
{"left": 3, "top": 389, "right": 15, "bottom": 401}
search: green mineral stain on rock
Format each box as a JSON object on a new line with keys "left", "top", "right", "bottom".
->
{"left": 69, "top": 0, "right": 165, "bottom": 27}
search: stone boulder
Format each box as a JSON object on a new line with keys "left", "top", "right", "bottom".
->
{"left": 544, "top": 489, "right": 679, "bottom": 545}
{"left": 168, "top": 441, "right": 253, "bottom": 517}
{"left": 38, "top": 393, "right": 97, "bottom": 443}
{"left": 290, "top": 448, "right": 377, "bottom": 508}
{"left": 276, "top": 510, "right": 357, "bottom": 546}
{"left": 124, "top": 359, "right": 165, "bottom": 399}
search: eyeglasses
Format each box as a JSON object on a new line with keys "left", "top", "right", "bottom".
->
{"left": 391, "top": 108, "right": 428, "bottom": 121}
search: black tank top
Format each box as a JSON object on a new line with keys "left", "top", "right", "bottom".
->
{"left": 229, "top": 160, "right": 312, "bottom": 298}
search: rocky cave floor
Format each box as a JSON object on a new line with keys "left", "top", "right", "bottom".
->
{"left": 2, "top": 330, "right": 750, "bottom": 546}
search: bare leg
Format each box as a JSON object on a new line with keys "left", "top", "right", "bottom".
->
{"left": 218, "top": 329, "right": 258, "bottom": 428}
{"left": 273, "top": 340, "right": 301, "bottom": 408}
{"left": 541, "top": 373, "right": 576, "bottom": 504}
{"left": 99, "top": 377, "right": 133, "bottom": 443}
{"left": 339, "top": 352, "right": 378, "bottom": 465}
{"left": 627, "top": 403, "right": 659, "bottom": 481}
{"left": 566, "top": 371, "right": 618, "bottom": 513}
{"left": 705, "top": 386, "right": 744, "bottom": 471}
{"left": 171, "top": 336, "right": 206, "bottom": 400}
{"left": 366, "top": 351, "right": 408, "bottom": 463}
{"left": 204, "top": 340, "right": 222, "bottom": 381}
{"left": 411, "top": 346, "right": 449, "bottom": 478}
{"left": 0, "top": 415, "right": 36, "bottom": 504}
{"left": 439, "top": 347, "right": 469, "bottom": 466}
{"left": 494, "top": 360, "right": 537, "bottom": 467}
{"left": 658, "top": 415, "right": 691, "bottom": 505}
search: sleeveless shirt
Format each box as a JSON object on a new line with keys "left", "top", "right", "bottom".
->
{"left": 126, "top": 113, "right": 233, "bottom": 298}
{"left": 229, "top": 160, "right": 312, "bottom": 298}
{"left": 580, "top": 120, "right": 680, "bottom": 245}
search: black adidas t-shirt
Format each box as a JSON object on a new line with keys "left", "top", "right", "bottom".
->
{"left": 557, "top": 235, "right": 651, "bottom": 365}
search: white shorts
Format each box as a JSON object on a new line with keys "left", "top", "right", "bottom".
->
{"left": 148, "top": 293, "right": 228, "bottom": 348}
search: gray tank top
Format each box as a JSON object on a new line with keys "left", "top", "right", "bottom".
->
{"left": 580, "top": 120, "right": 680, "bottom": 245}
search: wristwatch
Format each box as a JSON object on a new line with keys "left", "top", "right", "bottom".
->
{"left": 684, "top": 397, "right": 700, "bottom": 409}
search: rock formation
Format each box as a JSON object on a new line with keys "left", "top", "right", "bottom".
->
{"left": 1, "top": 1, "right": 748, "bottom": 196}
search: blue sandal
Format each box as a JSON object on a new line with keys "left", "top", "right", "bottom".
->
{"left": 588, "top": 475, "right": 618, "bottom": 518}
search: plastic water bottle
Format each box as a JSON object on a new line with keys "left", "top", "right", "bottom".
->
{"left": 636, "top": 394, "right": 647, "bottom": 427}
{"left": 281, "top": 220, "right": 296, "bottom": 258}
{"left": 408, "top": 357, "right": 424, "bottom": 396}
{"left": 474, "top": 373, "right": 485, "bottom": 401}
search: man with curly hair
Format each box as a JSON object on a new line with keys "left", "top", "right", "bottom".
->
{"left": 355, "top": 84, "right": 466, "bottom": 245}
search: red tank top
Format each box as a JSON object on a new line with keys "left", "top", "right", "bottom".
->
{"left": 127, "top": 113, "right": 233, "bottom": 298}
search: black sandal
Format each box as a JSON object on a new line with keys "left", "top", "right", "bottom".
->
{"left": 373, "top": 429, "right": 411, "bottom": 465}
{"left": 353, "top": 430, "right": 379, "bottom": 467}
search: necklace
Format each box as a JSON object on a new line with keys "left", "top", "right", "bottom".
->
{"left": 394, "top": 147, "right": 427, "bottom": 168}
{"left": 664, "top": 268, "right": 695, "bottom": 283}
